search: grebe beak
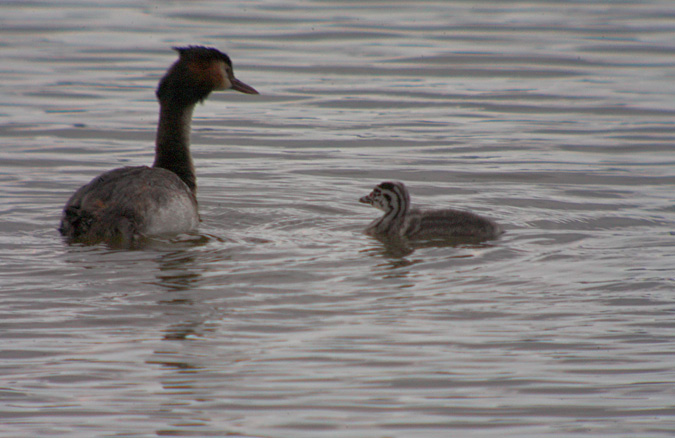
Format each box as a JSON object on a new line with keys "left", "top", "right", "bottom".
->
{"left": 231, "top": 77, "right": 259, "bottom": 95}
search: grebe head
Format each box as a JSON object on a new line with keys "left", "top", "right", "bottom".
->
{"left": 359, "top": 181, "right": 410, "bottom": 214}
{"left": 156, "top": 46, "right": 258, "bottom": 105}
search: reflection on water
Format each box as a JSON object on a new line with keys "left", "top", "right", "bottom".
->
{"left": 1, "top": 0, "right": 675, "bottom": 436}
{"left": 154, "top": 253, "right": 203, "bottom": 292}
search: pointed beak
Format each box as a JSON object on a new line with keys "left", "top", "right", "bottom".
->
{"left": 359, "top": 194, "right": 373, "bottom": 205}
{"left": 230, "top": 77, "right": 259, "bottom": 95}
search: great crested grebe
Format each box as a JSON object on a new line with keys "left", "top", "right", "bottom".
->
{"left": 359, "top": 181, "right": 503, "bottom": 241}
{"left": 59, "top": 46, "right": 258, "bottom": 246}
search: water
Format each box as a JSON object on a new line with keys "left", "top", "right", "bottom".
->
{"left": 2, "top": 1, "right": 675, "bottom": 436}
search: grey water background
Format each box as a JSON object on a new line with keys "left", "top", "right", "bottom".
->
{"left": 2, "top": 0, "right": 675, "bottom": 436}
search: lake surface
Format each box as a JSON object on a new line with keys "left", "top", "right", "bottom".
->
{"left": 1, "top": 1, "right": 675, "bottom": 436}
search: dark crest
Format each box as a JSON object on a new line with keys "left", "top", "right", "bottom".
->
{"left": 156, "top": 46, "right": 233, "bottom": 104}
{"left": 172, "top": 46, "right": 233, "bottom": 68}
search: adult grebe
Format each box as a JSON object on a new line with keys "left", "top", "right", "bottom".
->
{"left": 359, "top": 181, "right": 503, "bottom": 241}
{"left": 59, "top": 46, "right": 258, "bottom": 246}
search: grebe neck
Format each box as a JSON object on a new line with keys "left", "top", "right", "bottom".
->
{"left": 381, "top": 197, "right": 407, "bottom": 232}
{"left": 152, "top": 102, "right": 197, "bottom": 192}
{"left": 376, "top": 185, "right": 409, "bottom": 233}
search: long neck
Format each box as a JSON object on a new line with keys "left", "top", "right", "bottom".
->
{"left": 152, "top": 101, "right": 197, "bottom": 192}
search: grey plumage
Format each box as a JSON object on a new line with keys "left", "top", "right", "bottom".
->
{"left": 359, "top": 181, "right": 503, "bottom": 241}
{"left": 59, "top": 166, "right": 198, "bottom": 246}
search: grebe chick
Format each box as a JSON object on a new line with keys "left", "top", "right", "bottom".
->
{"left": 359, "top": 181, "right": 503, "bottom": 241}
{"left": 59, "top": 46, "right": 258, "bottom": 246}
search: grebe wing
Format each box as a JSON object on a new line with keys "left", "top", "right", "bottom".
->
{"left": 404, "top": 208, "right": 501, "bottom": 240}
